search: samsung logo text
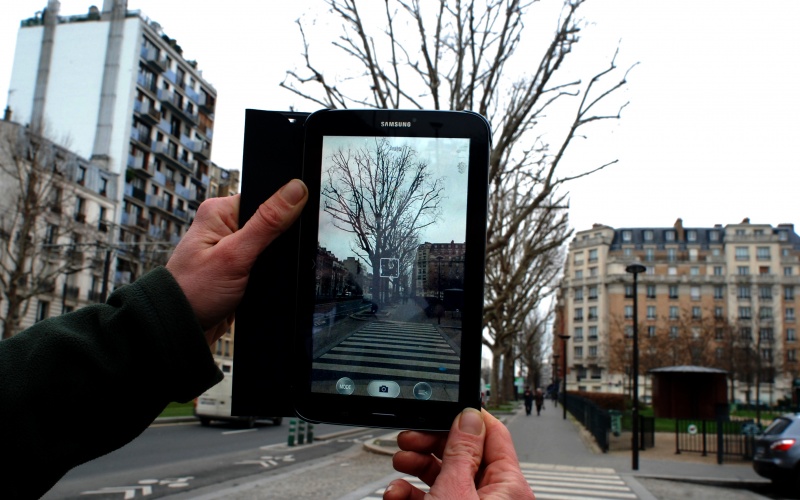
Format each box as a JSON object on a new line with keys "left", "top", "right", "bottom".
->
{"left": 380, "top": 121, "right": 412, "bottom": 128}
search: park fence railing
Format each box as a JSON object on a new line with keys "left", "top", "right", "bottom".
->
{"left": 674, "top": 418, "right": 757, "bottom": 463}
{"left": 566, "top": 394, "right": 611, "bottom": 452}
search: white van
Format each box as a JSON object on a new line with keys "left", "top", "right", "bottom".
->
{"left": 194, "top": 359, "right": 283, "bottom": 427}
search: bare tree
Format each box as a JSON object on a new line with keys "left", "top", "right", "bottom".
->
{"left": 0, "top": 123, "right": 87, "bottom": 338}
{"left": 284, "top": 0, "right": 633, "bottom": 404}
{"left": 322, "top": 138, "right": 444, "bottom": 303}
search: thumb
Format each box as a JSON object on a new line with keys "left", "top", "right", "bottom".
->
{"left": 430, "top": 408, "right": 485, "bottom": 498}
{"left": 232, "top": 179, "right": 308, "bottom": 262}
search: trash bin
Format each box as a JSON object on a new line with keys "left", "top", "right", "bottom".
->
{"left": 609, "top": 410, "right": 622, "bottom": 437}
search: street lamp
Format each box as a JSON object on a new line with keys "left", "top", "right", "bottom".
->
{"left": 552, "top": 353, "right": 560, "bottom": 408}
{"left": 559, "top": 334, "right": 570, "bottom": 420}
{"left": 626, "top": 262, "right": 646, "bottom": 471}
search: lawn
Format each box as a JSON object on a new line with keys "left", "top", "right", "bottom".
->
{"left": 159, "top": 401, "right": 195, "bottom": 418}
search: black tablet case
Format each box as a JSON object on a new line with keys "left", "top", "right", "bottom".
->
{"left": 232, "top": 110, "right": 308, "bottom": 417}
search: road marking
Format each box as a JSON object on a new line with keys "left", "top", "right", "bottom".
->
{"left": 222, "top": 428, "right": 258, "bottom": 435}
{"left": 82, "top": 486, "right": 152, "bottom": 499}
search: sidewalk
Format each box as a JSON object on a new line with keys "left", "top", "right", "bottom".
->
{"left": 364, "top": 401, "right": 767, "bottom": 487}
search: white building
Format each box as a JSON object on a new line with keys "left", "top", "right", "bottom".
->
{"left": 5, "top": 1, "right": 235, "bottom": 290}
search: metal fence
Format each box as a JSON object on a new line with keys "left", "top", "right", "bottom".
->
{"left": 566, "top": 394, "right": 611, "bottom": 452}
{"left": 674, "top": 418, "right": 756, "bottom": 463}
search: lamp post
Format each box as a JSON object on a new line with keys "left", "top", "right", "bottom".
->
{"left": 559, "top": 334, "right": 570, "bottom": 420}
{"left": 626, "top": 262, "right": 646, "bottom": 471}
{"left": 552, "top": 353, "right": 560, "bottom": 408}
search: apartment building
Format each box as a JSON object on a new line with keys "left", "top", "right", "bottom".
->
{"left": 0, "top": 119, "right": 118, "bottom": 336}
{"left": 413, "top": 241, "right": 466, "bottom": 300}
{"left": 555, "top": 219, "right": 800, "bottom": 405}
{"left": 5, "top": 1, "right": 237, "bottom": 294}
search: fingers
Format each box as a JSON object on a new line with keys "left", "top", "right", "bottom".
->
{"left": 480, "top": 409, "right": 521, "bottom": 465}
{"left": 428, "top": 408, "right": 485, "bottom": 495}
{"left": 396, "top": 430, "right": 447, "bottom": 457}
{"left": 232, "top": 179, "right": 308, "bottom": 262}
{"left": 392, "top": 450, "right": 442, "bottom": 487}
{"left": 383, "top": 479, "right": 427, "bottom": 500}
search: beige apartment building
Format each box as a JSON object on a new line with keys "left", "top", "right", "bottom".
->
{"left": 555, "top": 219, "right": 800, "bottom": 405}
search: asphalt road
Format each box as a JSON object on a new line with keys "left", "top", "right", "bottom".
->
{"left": 40, "top": 419, "right": 371, "bottom": 499}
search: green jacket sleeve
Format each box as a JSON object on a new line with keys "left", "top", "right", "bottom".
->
{"left": 0, "top": 266, "right": 223, "bottom": 499}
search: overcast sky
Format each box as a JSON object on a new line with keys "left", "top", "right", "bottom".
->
{"left": 1, "top": 0, "right": 798, "bottom": 234}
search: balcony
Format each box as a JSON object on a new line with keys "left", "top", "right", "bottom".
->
{"left": 172, "top": 207, "right": 189, "bottom": 221}
{"left": 123, "top": 183, "right": 146, "bottom": 202}
{"left": 64, "top": 285, "right": 80, "bottom": 299}
{"left": 153, "top": 170, "right": 167, "bottom": 186}
{"left": 115, "top": 271, "right": 132, "bottom": 286}
{"left": 175, "top": 183, "right": 191, "bottom": 199}
{"left": 152, "top": 142, "right": 183, "bottom": 171}
{"left": 146, "top": 194, "right": 172, "bottom": 215}
{"left": 157, "top": 118, "right": 173, "bottom": 136}
{"left": 136, "top": 73, "right": 157, "bottom": 94}
{"left": 198, "top": 92, "right": 215, "bottom": 113}
{"left": 140, "top": 46, "right": 167, "bottom": 72}
{"left": 148, "top": 225, "right": 165, "bottom": 239}
{"left": 185, "top": 85, "right": 201, "bottom": 104}
{"left": 127, "top": 155, "right": 153, "bottom": 176}
{"left": 133, "top": 99, "right": 160, "bottom": 124}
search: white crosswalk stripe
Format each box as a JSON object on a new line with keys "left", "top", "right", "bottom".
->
{"left": 313, "top": 320, "right": 460, "bottom": 383}
{"left": 356, "top": 463, "right": 638, "bottom": 500}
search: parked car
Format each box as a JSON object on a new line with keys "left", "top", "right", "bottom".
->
{"left": 194, "top": 359, "right": 283, "bottom": 428}
{"left": 752, "top": 413, "right": 800, "bottom": 490}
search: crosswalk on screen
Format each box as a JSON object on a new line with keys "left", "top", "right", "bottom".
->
{"left": 311, "top": 135, "right": 470, "bottom": 402}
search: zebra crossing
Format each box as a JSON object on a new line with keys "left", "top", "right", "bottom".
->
{"left": 357, "top": 463, "right": 639, "bottom": 500}
{"left": 313, "top": 320, "right": 460, "bottom": 383}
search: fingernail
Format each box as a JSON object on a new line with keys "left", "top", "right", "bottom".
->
{"left": 459, "top": 408, "right": 483, "bottom": 435}
{"left": 280, "top": 179, "right": 307, "bottom": 206}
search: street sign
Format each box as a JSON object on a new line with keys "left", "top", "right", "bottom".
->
{"left": 687, "top": 424, "right": 698, "bottom": 435}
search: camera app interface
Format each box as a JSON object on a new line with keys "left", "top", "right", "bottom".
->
{"left": 311, "top": 135, "right": 470, "bottom": 402}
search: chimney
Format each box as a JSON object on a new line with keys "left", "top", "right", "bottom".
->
{"left": 741, "top": 217, "right": 750, "bottom": 224}
{"left": 674, "top": 218, "right": 685, "bottom": 241}
{"left": 3, "top": 106, "right": 11, "bottom": 122}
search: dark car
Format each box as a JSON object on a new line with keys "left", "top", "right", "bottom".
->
{"left": 752, "top": 413, "right": 800, "bottom": 490}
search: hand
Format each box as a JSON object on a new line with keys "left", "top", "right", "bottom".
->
{"left": 385, "top": 408, "right": 533, "bottom": 500}
{"left": 166, "top": 179, "right": 308, "bottom": 345}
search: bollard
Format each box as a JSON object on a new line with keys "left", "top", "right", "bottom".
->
{"left": 287, "top": 418, "right": 296, "bottom": 447}
{"left": 306, "top": 422, "right": 314, "bottom": 444}
{"left": 297, "top": 419, "right": 306, "bottom": 445}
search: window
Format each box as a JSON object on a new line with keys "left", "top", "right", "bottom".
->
{"left": 588, "top": 286, "right": 598, "bottom": 300}
{"left": 739, "top": 307, "right": 752, "bottom": 320}
{"left": 624, "top": 305, "right": 633, "bottom": 319}
{"left": 588, "top": 249, "right": 598, "bottom": 262}
{"left": 761, "top": 349, "right": 773, "bottom": 362}
{"left": 669, "top": 285, "right": 679, "bottom": 299}
{"left": 690, "top": 266, "right": 699, "bottom": 276}
{"left": 646, "top": 284, "right": 656, "bottom": 298}
{"left": 669, "top": 306, "right": 679, "bottom": 319}
{"left": 788, "top": 328, "right": 797, "bottom": 342}
{"left": 624, "top": 248, "right": 632, "bottom": 256}
{"left": 667, "top": 248, "right": 676, "bottom": 262}
{"left": 713, "top": 266, "right": 723, "bottom": 276}
{"left": 574, "top": 288, "right": 583, "bottom": 301}
{"left": 759, "top": 266, "right": 770, "bottom": 275}
{"left": 757, "top": 247, "right": 771, "bottom": 260}
{"left": 625, "top": 325, "right": 633, "bottom": 338}
{"left": 36, "top": 301, "right": 49, "bottom": 322}
{"left": 665, "top": 230, "right": 675, "bottom": 241}
{"left": 574, "top": 346, "right": 583, "bottom": 359}
{"left": 670, "top": 326, "right": 679, "bottom": 338}
{"left": 74, "top": 196, "right": 86, "bottom": 222}
{"left": 589, "top": 267, "right": 598, "bottom": 277}
{"left": 789, "top": 350, "right": 797, "bottom": 363}
{"left": 647, "top": 326, "right": 656, "bottom": 337}
{"left": 759, "top": 328, "right": 774, "bottom": 341}
{"left": 738, "top": 285, "right": 751, "bottom": 299}
{"left": 588, "top": 326, "right": 598, "bottom": 340}
{"left": 787, "top": 308, "right": 796, "bottom": 322}
{"left": 759, "top": 307, "right": 772, "bottom": 320}
{"left": 646, "top": 248, "right": 655, "bottom": 262}
{"left": 625, "top": 285, "right": 633, "bottom": 298}
{"left": 737, "top": 266, "right": 749, "bottom": 276}
{"left": 714, "top": 306, "right": 724, "bottom": 319}
{"left": 622, "top": 230, "right": 632, "bottom": 242}
{"left": 644, "top": 230, "right": 654, "bottom": 241}
{"left": 760, "top": 286, "right": 772, "bottom": 300}
{"left": 785, "top": 286, "right": 795, "bottom": 301}
{"left": 588, "top": 306, "right": 598, "bottom": 321}
{"left": 709, "top": 231, "right": 720, "bottom": 242}
{"left": 740, "top": 327, "right": 752, "bottom": 340}
{"left": 735, "top": 229, "right": 746, "bottom": 236}
{"left": 574, "top": 251, "right": 584, "bottom": 264}
{"left": 692, "top": 307, "right": 702, "bottom": 319}
{"left": 588, "top": 346, "right": 598, "bottom": 358}
{"left": 714, "top": 286, "right": 724, "bottom": 300}
{"left": 668, "top": 266, "right": 677, "bottom": 276}
{"left": 575, "top": 269, "right": 583, "bottom": 279}
{"left": 786, "top": 267, "right": 794, "bottom": 276}
{"left": 646, "top": 266, "right": 655, "bottom": 275}
{"left": 687, "top": 230, "right": 697, "bottom": 242}
{"left": 691, "top": 286, "right": 700, "bottom": 300}
{"left": 715, "top": 328, "right": 724, "bottom": 340}
{"left": 574, "top": 326, "right": 583, "bottom": 340}
{"left": 647, "top": 306, "right": 656, "bottom": 319}
{"left": 716, "top": 348, "right": 724, "bottom": 360}
{"left": 735, "top": 247, "right": 749, "bottom": 261}
{"left": 574, "top": 308, "right": 583, "bottom": 321}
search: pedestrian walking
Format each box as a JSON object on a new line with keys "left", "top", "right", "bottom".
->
{"left": 535, "top": 388, "right": 545, "bottom": 416}
{"left": 523, "top": 386, "right": 534, "bottom": 416}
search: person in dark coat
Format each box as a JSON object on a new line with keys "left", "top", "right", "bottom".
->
{"left": 523, "top": 386, "right": 534, "bottom": 416}
{"left": 535, "top": 388, "right": 545, "bottom": 416}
